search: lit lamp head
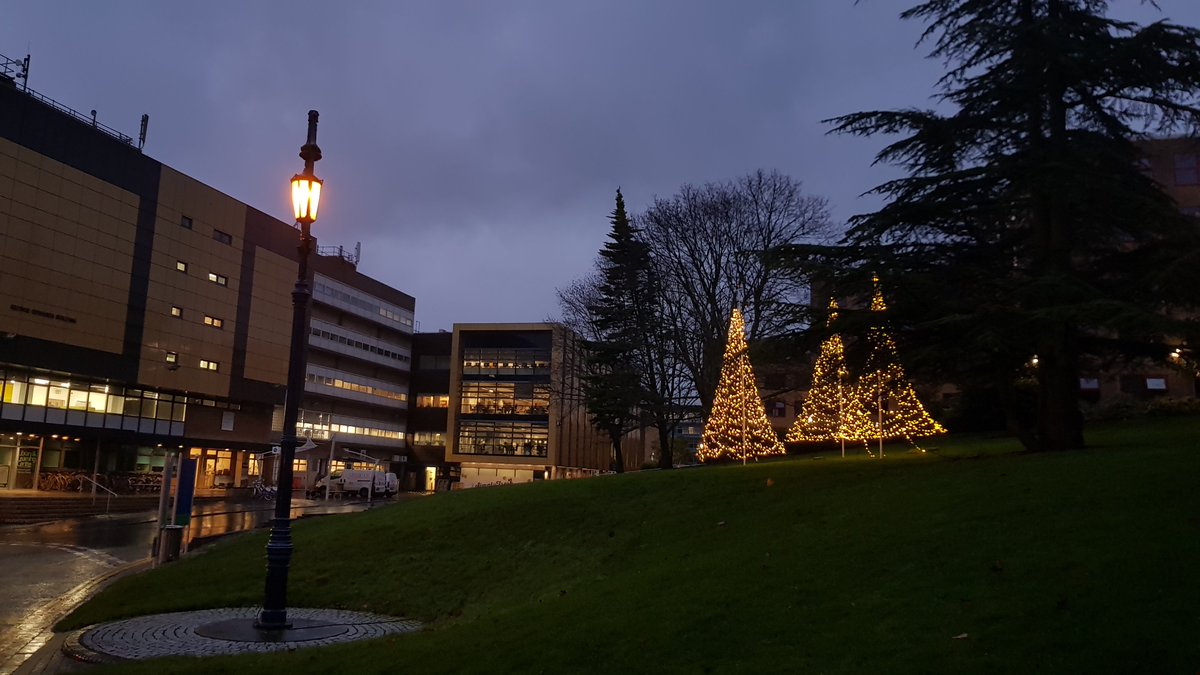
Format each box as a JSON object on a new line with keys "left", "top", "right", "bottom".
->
{"left": 291, "top": 173, "right": 323, "bottom": 225}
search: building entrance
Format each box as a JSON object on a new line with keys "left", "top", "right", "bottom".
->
{"left": 189, "top": 448, "right": 237, "bottom": 490}
{"left": 0, "top": 435, "right": 45, "bottom": 489}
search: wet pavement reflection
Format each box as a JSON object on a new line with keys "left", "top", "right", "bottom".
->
{"left": 0, "top": 496, "right": 404, "bottom": 673}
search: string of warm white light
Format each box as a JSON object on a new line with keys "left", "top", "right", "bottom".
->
{"left": 699, "top": 308, "right": 786, "bottom": 463}
{"left": 859, "top": 278, "right": 945, "bottom": 448}
{"left": 789, "top": 285, "right": 945, "bottom": 453}
{"left": 787, "top": 299, "right": 874, "bottom": 450}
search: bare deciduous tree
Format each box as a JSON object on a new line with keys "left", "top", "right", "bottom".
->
{"left": 641, "top": 169, "right": 832, "bottom": 410}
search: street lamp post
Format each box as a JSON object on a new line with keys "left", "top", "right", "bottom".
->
{"left": 256, "top": 110, "right": 323, "bottom": 631}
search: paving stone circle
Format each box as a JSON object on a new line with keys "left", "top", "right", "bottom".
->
{"left": 73, "top": 607, "right": 421, "bottom": 661}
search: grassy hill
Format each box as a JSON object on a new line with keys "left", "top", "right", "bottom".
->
{"left": 65, "top": 417, "right": 1200, "bottom": 673}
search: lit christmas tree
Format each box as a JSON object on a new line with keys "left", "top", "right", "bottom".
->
{"left": 859, "top": 277, "right": 946, "bottom": 452}
{"left": 698, "top": 308, "right": 786, "bottom": 463}
{"left": 786, "top": 298, "right": 874, "bottom": 456}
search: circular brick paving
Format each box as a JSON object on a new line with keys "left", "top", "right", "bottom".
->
{"left": 71, "top": 607, "right": 421, "bottom": 661}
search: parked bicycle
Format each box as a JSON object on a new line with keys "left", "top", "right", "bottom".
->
{"left": 250, "top": 480, "right": 277, "bottom": 501}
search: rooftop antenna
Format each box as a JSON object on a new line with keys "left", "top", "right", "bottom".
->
{"left": 19, "top": 54, "right": 28, "bottom": 91}
{"left": 138, "top": 114, "right": 149, "bottom": 151}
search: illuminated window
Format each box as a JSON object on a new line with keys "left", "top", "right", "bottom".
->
{"left": 1146, "top": 377, "right": 1168, "bottom": 391}
{"left": 293, "top": 458, "right": 308, "bottom": 471}
{"left": 176, "top": 261, "right": 188, "bottom": 273}
{"left": 208, "top": 272, "right": 228, "bottom": 286}
{"left": 416, "top": 394, "right": 449, "bottom": 408}
{"left": 213, "top": 229, "right": 233, "bottom": 245}
{"left": 170, "top": 306, "right": 182, "bottom": 318}
{"left": 199, "top": 359, "right": 219, "bottom": 372}
{"left": 165, "top": 352, "right": 178, "bottom": 364}
{"left": 203, "top": 315, "right": 224, "bottom": 329}
{"left": 412, "top": 431, "right": 446, "bottom": 447}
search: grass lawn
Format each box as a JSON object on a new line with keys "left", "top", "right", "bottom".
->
{"left": 64, "top": 416, "right": 1200, "bottom": 673}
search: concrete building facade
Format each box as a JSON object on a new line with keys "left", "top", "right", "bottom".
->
{"left": 0, "top": 73, "right": 414, "bottom": 492}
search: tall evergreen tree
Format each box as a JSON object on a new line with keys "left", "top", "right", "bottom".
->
{"left": 583, "top": 189, "right": 648, "bottom": 472}
{"left": 823, "top": 0, "right": 1200, "bottom": 451}
{"left": 575, "top": 189, "right": 692, "bottom": 470}
{"left": 699, "top": 308, "right": 785, "bottom": 463}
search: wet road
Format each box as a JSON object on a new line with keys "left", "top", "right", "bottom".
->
{"left": 0, "top": 498, "right": 391, "bottom": 673}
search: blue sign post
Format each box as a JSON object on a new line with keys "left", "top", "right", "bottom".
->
{"left": 174, "top": 456, "right": 197, "bottom": 527}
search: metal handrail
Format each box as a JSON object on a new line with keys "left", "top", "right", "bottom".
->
{"left": 80, "top": 474, "right": 118, "bottom": 514}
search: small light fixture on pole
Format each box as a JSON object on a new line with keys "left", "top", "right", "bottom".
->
{"left": 256, "top": 110, "right": 322, "bottom": 631}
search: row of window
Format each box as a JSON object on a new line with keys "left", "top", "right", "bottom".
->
{"left": 309, "top": 327, "right": 411, "bottom": 364}
{"left": 459, "top": 381, "right": 550, "bottom": 416}
{"left": 295, "top": 410, "right": 404, "bottom": 441}
{"left": 305, "top": 372, "right": 408, "bottom": 402}
{"left": 180, "top": 214, "right": 234, "bottom": 246}
{"left": 174, "top": 260, "right": 229, "bottom": 287}
{"left": 415, "top": 394, "right": 449, "bottom": 408}
{"left": 458, "top": 420, "right": 549, "bottom": 457}
{"left": 314, "top": 281, "right": 413, "bottom": 328}
{"left": 168, "top": 305, "right": 223, "bottom": 328}
{"left": 163, "top": 352, "right": 220, "bottom": 372}
{"left": 412, "top": 431, "right": 446, "bottom": 446}
{"left": 461, "top": 348, "right": 551, "bottom": 376}
{"left": 1, "top": 376, "right": 188, "bottom": 422}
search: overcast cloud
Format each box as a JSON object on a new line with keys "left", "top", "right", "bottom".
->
{"left": 4, "top": 1, "right": 1198, "bottom": 331}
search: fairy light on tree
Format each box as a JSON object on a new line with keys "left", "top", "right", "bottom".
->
{"left": 859, "top": 277, "right": 946, "bottom": 453}
{"left": 698, "top": 308, "right": 786, "bottom": 463}
{"left": 787, "top": 298, "right": 873, "bottom": 457}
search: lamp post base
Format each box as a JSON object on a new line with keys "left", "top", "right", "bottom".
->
{"left": 198, "top": 617, "right": 348, "bottom": 643}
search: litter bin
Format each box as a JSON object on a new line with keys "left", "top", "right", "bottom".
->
{"left": 158, "top": 525, "right": 185, "bottom": 564}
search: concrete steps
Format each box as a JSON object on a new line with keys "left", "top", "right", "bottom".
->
{"left": 0, "top": 496, "right": 163, "bottom": 524}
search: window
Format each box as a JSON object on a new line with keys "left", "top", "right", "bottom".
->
{"left": 213, "top": 229, "right": 233, "bottom": 245}
{"left": 176, "top": 261, "right": 188, "bottom": 273}
{"left": 199, "top": 359, "right": 219, "bottom": 372}
{"left": 170, "top": 306, "right": 182, "bottom": 318}
{"left": 1079, "top": 378, "right": 1100, "bottom": 391}
{"left": 1174, "top": 154, "right": 1199, "bottom": 186}
{"left": 416, "top": 394, "right": 449, "bottom": 408}
{"left": 412, "top": 431, "right": 446, "bottom": 447}
{"left": 208, "top": 272, "right": 228, "bottom": 286}
{"left": 165, "top": 352, "right": 178, "bottom": 364}
{"left": 203, "top": 315, "right": 224, "bottom": 329}
{"left": 180, "top": 215, "right": 193, "bottom": 230}
{"left": 1146, "top": 377, "right": 1168, "bottom": 391}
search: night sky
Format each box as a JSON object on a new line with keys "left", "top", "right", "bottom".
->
{"left": 5, "top": 2, "right": 1198, "bottom": 332}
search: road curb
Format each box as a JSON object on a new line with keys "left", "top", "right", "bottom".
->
{"left": 12, "top": 557, "right": 151, "bottom": 674}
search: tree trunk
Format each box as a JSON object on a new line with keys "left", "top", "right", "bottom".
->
{"left": 609, "top": 429, "right": 625, "bottom": 473}
{"left": 657, "top": 426, "right": 674, "bottom": 470}
{"left": 1036, "top": 323, "right": 1085, "bottom": 451}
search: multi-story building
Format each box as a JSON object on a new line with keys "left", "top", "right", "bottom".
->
{"left": 0, "top": 63, "right": 414, "bottom": 492}
{"left": 1085, "top": 137, "right": 1200, "bottom": 402}
{"left": 443, "top": 323, "right": 609, "bottom": 487}
{"left": 406, "top": 331, "right": 453, "bottom": 491}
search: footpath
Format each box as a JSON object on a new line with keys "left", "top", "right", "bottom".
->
{"left": 6, "top": 497, "right": 398, "bottom": 674}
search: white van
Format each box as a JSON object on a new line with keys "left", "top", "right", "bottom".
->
{"left": 317, "top": 470, "right": 399, "bottom": 499}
